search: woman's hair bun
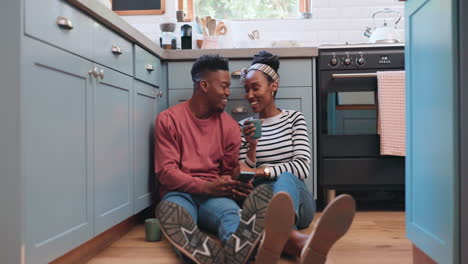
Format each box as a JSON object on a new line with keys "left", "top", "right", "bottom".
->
{"left": 251, "top": 51, "right": 280, "bottom": 72}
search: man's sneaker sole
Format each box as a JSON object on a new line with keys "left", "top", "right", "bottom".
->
{"left": 300, "top": 194, "right": 356, "bottom": 264}
{"left": 224, "top": 184, "right": 274, "bottom": 264}
{"left": 156, "top": 200, "right": 224, "bottom": 264}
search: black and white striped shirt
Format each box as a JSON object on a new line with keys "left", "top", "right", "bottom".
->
{"left": 238, "top": 109, "right": 311, "bottom": 180}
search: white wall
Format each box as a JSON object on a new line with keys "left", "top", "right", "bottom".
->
{"left": 98, "top": 0, "right": 404, "bottom": 48}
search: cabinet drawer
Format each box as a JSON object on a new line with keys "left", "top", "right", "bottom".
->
{"left": 135, "top": 45, "right": 161, "bottom": 86}
{"left": 322, "top": 158, "right": 405, "bottom": 186}
{"left": 93, "top": 22, "right": 133, "bottom": 76}
{"left": 168, "top": 59, "right": 313, "bottom": 89}
{"left": 25, "top": 0, "right": 93, "bottom": 59}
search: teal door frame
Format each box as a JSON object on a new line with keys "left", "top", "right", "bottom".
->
{"left": 405, "top": 0, "right": 460, "bottom": 263}
{"left": 460, "top": 0, "right": 467, "bottom": 262}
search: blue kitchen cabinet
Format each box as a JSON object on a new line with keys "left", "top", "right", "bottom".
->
{"left": 133, "top": 80, "right": 159, "bottom": 213}
{"left": 405, "top": 0, "right": 460, "bottom": 263}
{"left": 25, "top": 0, "right": 93, "bottom": 59}
{"left": 22, "top": 37, "right": 94, "bottom": 264}
{"left": 92, "top": 21, "right": 134, "bottom": 76}
{"left": 167, "top": 58, "right": 317, "bottom": 196}
{"left": 93, "top": 65, "right": 134, "bottom": 235}
{"left": 135, "top": 45, "right": 162, "bottom": 86}
{"left": 2, "top": 0, "right": 161, "bottom": 262}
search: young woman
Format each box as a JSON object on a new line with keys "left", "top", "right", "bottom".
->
{"left": 237, "top": 51, "right": 356, "bottom": 264}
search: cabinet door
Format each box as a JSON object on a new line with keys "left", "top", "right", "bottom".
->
{"left": 405, "top": 0, "right": 459, "bottom": 263}
{"left": 22, "top": 38, "right": 94, "bottom": 263}
{"left": 94, "top": 65, "right": 134, "bottom": 235}
{"left": 134, "top": 80, "right": 158, "bottom": 213}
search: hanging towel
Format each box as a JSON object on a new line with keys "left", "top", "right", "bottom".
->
{"left": 377, "top": 71, "right": 406, "bottom": 156}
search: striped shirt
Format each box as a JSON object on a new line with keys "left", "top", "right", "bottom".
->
{"left": 238, "top": 109, "right": 311, "bottom": 180}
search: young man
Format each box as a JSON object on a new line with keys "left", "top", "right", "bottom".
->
{"left": 154, "top": 54, "right": 272, "bottom": 264}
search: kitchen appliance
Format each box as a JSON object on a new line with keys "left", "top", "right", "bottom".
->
{"left": 317, "top": 44, "right": 405, "bottom": 203}
{"left": 181, "top": 24, "right": 192, "bottom": 49}
{"left": 364, "top": 8, "right": 402, "bottom": 44}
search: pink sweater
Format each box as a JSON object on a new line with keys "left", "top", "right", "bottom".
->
{"left": 154, "top": 100, "right": 241, "bottom": 198}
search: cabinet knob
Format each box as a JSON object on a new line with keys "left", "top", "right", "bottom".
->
{"left": 146, "top": 64, "right": 154, "bottom": 72}
{"left": 232, "top": 106, "right": 247, "bottom": 114}
{"left": 111, "top": 45, "right": 122, "bottom": 55}
{"left": 98, "top": 69, "right": 104, "bottom": 80}
{"left": 231, "top": 70, "right": 241, "bottom": 76}
{"left": 88, "top": 67, "right": 99, "bottom": 78}
{"left": 56, "top": 16, "right": 73, "bottom": 30}
{"left": 157, "top": 90, "right": 163, "bottom": 98}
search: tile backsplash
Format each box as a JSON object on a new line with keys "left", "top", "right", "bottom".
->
{"left": 98, "top": 0, "right": 404, "bottom": 48}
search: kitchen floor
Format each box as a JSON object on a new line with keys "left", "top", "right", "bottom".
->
{"left": 87, "top": 211, "right": 411, "bottom": 264}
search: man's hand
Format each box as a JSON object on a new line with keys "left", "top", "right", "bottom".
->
{"left": 202, "top": 176, "right": 237, "bottom": 197}
{"left": 232, "top": 181, "right": 253, "bottom": 202}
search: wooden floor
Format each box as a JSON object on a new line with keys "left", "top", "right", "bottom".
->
{"left": 87, "top": 211, "right": 411, "bottom": 264}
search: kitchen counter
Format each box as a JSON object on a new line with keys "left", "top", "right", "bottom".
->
{"left": 67, "top": 0, "right": 318, "bottom": 60}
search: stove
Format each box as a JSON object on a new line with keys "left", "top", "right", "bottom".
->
{"left": 316, "top": 44, "right": 405, "bottom": 203}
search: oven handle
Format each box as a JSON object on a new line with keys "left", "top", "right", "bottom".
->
{"left": 332, "top": 73, "right": 377, "bottom": 79}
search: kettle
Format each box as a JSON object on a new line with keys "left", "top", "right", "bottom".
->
{"left": 364, "top": 8, "right": 402, "bottom": 44}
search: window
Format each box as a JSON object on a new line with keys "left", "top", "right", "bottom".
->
{"left": 180, "top": 0, "right": 310, "bottom": 21}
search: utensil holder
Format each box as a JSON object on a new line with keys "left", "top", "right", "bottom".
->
{"left": 201, "top": 36, "right": 219, "bottom": 49}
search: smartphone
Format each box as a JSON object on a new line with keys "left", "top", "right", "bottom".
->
{"left": 238, "top": 171, "right": 255, "bottom": 183}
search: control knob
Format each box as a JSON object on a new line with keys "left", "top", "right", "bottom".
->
{"left": 356, "top": 57, "right": 365, "bottom": 66}
{"left": 330, "top": 58, "right": 338, "bottom": 66}
{"left": 344, "top": 58, "right": 351, "bottom": 65}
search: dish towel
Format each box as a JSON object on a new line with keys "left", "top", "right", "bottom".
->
{"left": 377, "top": 71, "right": 406, "bottom": 156}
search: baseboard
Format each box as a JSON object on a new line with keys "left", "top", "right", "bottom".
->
{"left": 50, "top": 208, "right": 153, "bottom": 264}
{"left": 413, "top": 244, "right": 437, "bottom": 264}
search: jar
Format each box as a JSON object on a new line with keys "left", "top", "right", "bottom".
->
{"left": 160, "top": 32, "right": 176, "bottom": 49}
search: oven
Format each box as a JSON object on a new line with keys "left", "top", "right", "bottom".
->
{"left": 317, "top": 45, "right": 405, "bottom": 203}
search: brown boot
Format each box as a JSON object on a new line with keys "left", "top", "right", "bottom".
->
{"left": 300, "top": 194, "right": 356, "bottom": 264}
{"left": 255, "top": 192, "right": 295, "bottom": 264}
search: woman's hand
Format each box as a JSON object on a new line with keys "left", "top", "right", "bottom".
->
{"left": 242, "top": 120, "right": 259, "bottom": 146}
{"left": 239, "top": 163, "right": 255, "bottom": 173}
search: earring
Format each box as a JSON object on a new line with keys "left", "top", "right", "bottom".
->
{"left": 271, "top": 91, "right": 274, "bottom": 96}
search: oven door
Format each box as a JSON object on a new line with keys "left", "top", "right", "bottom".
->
{"left": 319, "top": 70, "right": 383, "bottom": 157}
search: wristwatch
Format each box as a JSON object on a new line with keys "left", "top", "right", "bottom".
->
{"left": 263, "top": 167, "right": 271, "bottom": 177}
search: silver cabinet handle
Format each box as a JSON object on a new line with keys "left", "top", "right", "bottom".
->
{"left": 88, "top": 67, "right": 99, "bottom": 78}
{"left": 98, "top": 69, "right": 104, "bottom": 80}
{"left": 232, "top": 106, "right": 247, "bottom": 114}
{"left": 231, "top": 70, "right": 241, "bottom": 76}
{"left": 157, "top": 90, "right": 163, "bottom": 98}
{"left": 111, "top": 45, "right": 122, "bottom": 55}
{"left": 56, "top": 16, "right": 73, "bottom": 30}
{"left": 146, "top": 64, "right": 154, "bottom": 72}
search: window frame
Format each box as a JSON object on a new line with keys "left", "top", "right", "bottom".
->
{"left": 180, "top": 0, "right": 310, "bottom": 21}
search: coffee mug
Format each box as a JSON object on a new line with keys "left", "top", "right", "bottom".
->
{"left": 145, "top": 218, "right": 162, "bottom": 242}
{"left": 246, "top": 119, "right": 262, "bottom": 139}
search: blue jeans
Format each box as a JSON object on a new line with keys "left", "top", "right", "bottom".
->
{"left": 161, "top": 192, "right": 241, "bottom": 244}
{"left": 254, "top": 172, "right": 315, "bottom": 229}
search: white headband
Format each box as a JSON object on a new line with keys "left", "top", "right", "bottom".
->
{"left": 240, "top": 63, "right": 280, "bottom": 84}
